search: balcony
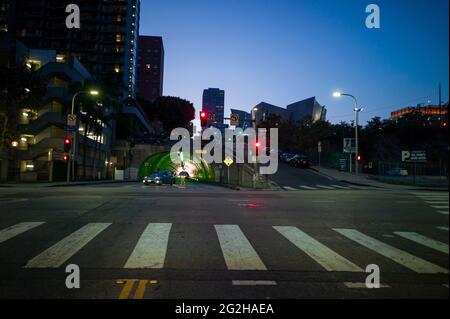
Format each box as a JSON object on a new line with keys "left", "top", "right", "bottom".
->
{"left": 24, "top": 112, "right": 65, "bottom": 135}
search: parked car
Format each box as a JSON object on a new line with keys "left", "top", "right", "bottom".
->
{"left": 280, "top": 152, "right": 296, "bottom": 163}
{"left": 386, "top": 167, "right": 408, "bottom": 176}
{"left": 143, "top": 170, "right": 176, "bottom": 185}
{"left": 290, "top": 155, "right": 311, "bottom": 168}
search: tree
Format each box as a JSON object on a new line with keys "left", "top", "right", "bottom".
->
{"left": 140, "top": 96, "right": 195, "bottom": 134}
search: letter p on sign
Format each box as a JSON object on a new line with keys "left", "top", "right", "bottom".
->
{"left": 401, "top": 151, "right": 410, "bottom": 162}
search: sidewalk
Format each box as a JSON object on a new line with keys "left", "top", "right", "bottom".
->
{"left": 312, "top": 166, "right": 449, "bottom": 191}
{"left": 0, "top": 180, "right": 135, "bottom": 188}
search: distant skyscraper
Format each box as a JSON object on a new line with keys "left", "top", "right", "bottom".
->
{"left": 202, "top": 88, "right": 225, "bottom": 125}
{"left": 137, "top": 36, "right": 164, "bottom": 101}
{"left": 4, "top": 0, "right": 140, "bottom": 99}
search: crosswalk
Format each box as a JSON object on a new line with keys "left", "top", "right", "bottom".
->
{"left": 412, "top": 192, "right": 449, "bottom": 215}
{"left": 281, "top": 184, "right": 370, "bottom": 191}
{"left": 0, "top": 221, "right": 448, "bottom": 276}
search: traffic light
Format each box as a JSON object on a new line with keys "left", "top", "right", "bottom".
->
{"left": 63, "top": 154, "right": 69, "bottom": 162}
{"left": 200, "top": 111, "right": 207, "bottom": 127}
{"left": 255, "top": 141, "right": 260, "bottom": 156}
{"left": 64, "top": 138, "right": 72, "bottom": 153}
{"left": 357, "top": 155, "right": 362, "bottom": 161}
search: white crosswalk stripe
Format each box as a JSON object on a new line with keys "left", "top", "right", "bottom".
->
{"left": 330, "top": 185, "right": 351, "bottom": 189}
{"left": 274, "top": 226, "right": 362, "bottom": 272}
{"left": 299, "top": 185, "right": 318, "bottom": 190}
{"left": 5, "top": 222, "right": 447, "bottom": 277}
{"left": 412, "top": 193, "right": 449, "bottom": 215}
{"left": 334, "top": 228, "right": 448, "bottom": 274}
{"left": 0, "top": 222, "right": 45, "bottom": 244}
{"left": 315, "top": 185, "right": 335, "bottom": 190}
{"left": 394, "top": 232, "right": 449, "bottom": 254}
{"left": 125, "top": 223, "right": 172, "bottom": 269}
{"left": 25, "top": 223, "right": 111, "bottom": 268}
{"left": 431, "top": 205, "right": 448, "bottom": 210}
{"left": 215, "top": 225, "right": 267, "bottom": 271}
{"left": 282, "top": 186, "right": 298, "bottom": 191}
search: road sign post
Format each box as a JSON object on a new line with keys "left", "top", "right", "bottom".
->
{"left": 224, "top": 157, "right": 234, "bottom": 185}
{"left": 401, "top": 150, "right": 427, "bottom": 186}
{"left": 318, "top": 141, "right": 322, "bottom": 168}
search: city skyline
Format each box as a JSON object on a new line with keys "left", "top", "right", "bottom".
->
{"left": 140, "top": 0, "right": 449, "bottom": 124}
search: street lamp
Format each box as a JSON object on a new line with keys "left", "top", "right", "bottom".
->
{"left": 67, "top": 90, "right": 100, "bottom": 182}
{"left": 333, "top": 91, "right": 362, "bottom": 176}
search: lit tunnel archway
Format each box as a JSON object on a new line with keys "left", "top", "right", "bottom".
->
{"left": 139, "top": 151, "right": 215, "bottom": 183}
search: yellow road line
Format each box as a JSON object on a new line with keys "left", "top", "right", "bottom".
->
{"left": 133, "top": 280, "right": 148, "bottom": 299}
{"left": 118, "top": 279, "right": 136, "bottom": 299}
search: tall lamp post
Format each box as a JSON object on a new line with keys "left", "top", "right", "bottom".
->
{"left": 67, "top": 90, "right": 99, "bottom": 182}
{"left": 333, "top": 91, "right": 362, "bottom": 176}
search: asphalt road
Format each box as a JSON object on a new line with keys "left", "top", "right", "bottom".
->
{"left": 0, "top": 174, "right": 448, "bottom": 299}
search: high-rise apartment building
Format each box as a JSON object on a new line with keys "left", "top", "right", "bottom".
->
{"left": 137, "top": 35, "right": 164, "bottom": 102}
{"left": 3, "top": 0, "right": 140, "bottom": 99}
{"left": 202, "top": 88, "right": 225, "bottom": 126}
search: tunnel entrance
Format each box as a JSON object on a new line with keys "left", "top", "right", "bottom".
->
{"left": 139, "top": 151, "right": 215, "bottom": 183}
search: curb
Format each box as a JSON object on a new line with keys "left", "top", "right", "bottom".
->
{"left": 47, "top": 181, "right": 136, "bottom": 187}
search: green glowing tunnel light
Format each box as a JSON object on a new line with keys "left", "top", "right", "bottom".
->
{"left": 138, "top": 151, "right": 214, "bottom": 183}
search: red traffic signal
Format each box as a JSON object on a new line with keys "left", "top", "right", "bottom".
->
{"left": 63, "top": 154, "right": 69, "bottom": 161}
{"left": 357, "top": 155, "right": 362, "bottom": 161}
{"left": 255, "top": 141, "right": 261, "bottom": 148}
{"left": 64, "top": 138, "right": 72, "bottom": 153}
{"left": 200, "top": 111, "right": 207, "bottom": 127}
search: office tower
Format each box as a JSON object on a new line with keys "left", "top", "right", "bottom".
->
{"left": 137, "top": 35, "right": 164, "bottom": 102}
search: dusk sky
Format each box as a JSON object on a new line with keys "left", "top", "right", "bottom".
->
{"left": 140, "top": 0, "right": 449, "bottom": 125}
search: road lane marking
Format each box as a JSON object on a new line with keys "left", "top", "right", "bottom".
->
{"left": 25, "top": 223, "right": 111, "bottom": 268}
{"left": 343, "top": 282, "right": 390, "bottom": 288}
{"left": 334, "top": 229, "right": 448, "bottom": 274}
{"left": 436, "top": 226, "right": 449, "bottom": 232}
{"left": 315, "top": 185, "right": 335, "bottom": 190}
{"left": 438, "top": 211, "right": 449, "bottom": 215}
{"left": 431, "top": 205, "right": 449, "bottom": 210}
{"left": 125, "top": 223, "right": 172, "bottom": 269}
{"left": 299, "top": 185, "right": 318, "bottom": 190}
{"left": 133, "top": 280, "right": 148, "bottom": 299}
{"left": 282, "top": 186, "right": 298, "bottom": 191}
{"left": 273, "top": 226, "right": 362, "bottom": 272}
{"left": 118, "top": 279, "right": 137, "bottom": 299}
{"left": 394, "top": 232, "right": 449, "bottom": 254}
{"left": 232, "top": 280, "right": 277, "bottom": 286}
{"left": 0, "top": 222, "right": 45, "bottom": 244}
{"left": 425, "top": 200, "right": 449, "bottom": 204}
{"left": 215, "top": 225, "right": 267, "bottom": 271}
{"left": 330, "top": 185, "right": 351, "bottom": 189}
